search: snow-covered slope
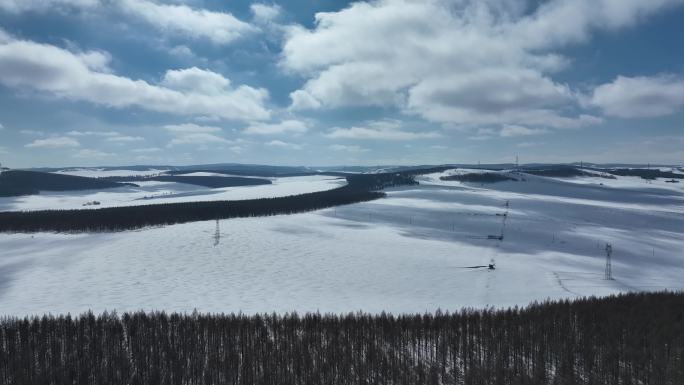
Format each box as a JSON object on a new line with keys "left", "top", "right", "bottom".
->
{"left": 0, "top": 170, "right": 682, "bottom": 316}
{"left": 0, "top": 175, "right": 345, "bottom": 212}
{"left": 54, "top": 168, "right": 168, "bottom": 178}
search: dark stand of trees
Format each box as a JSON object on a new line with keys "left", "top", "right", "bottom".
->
{"left": 0, "top": 173, "right": 424, "bottom": 233}
{"left": 0, "top": 186, "right": 383, "bottom": 233}
{"left": 0, "top": 291, "right": 682, "bottom": 385}
{"left": 441, "top": 173, "right": 516, "bottom": 183}
{"left": 604, "top": 168, "right": 684, "bottom": 180}
{"left": 0, "top": 170, "right": 136, "bottom": 197}
{"left": 522, "top": 166, "right": 616, "bottom": 179}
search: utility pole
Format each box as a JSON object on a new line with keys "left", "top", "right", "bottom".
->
{"left": 604, "top": 243, "right": 613, "bottom": 280}
{"left": 213, "top": 219, "right": 220, "bottom": 247}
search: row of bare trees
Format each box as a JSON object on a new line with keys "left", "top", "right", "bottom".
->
{"left": 1, "top": 291, "right": 682, "bottom": 384}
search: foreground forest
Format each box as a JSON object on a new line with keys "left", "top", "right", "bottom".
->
{"left": 0, "top": 292, "right": 681, "bottom": 385}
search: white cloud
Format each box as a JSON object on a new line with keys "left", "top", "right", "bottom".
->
{"left": 0, "top": 123, "right": 4, "bottom": 130}
{"left": 131, "top": 147, "right": 161, "bottom": 153}
{"left": 265, "top": 140, "right": 302, "bottom": 150}
{"left": 168, "top": 45, "right": 195, "bottom": 59}
{"left": 107, "top": 135, "right": 144, "bottom": 142}
{"left": 500, "top": 125, "right": 548, "bottom": 137}
{"left": 244, "top": 120, "right": 309, "bottom": 135}
{"left": 251, "top": 3, "right": 282, "bottom": 23}
{"left": 25, "top": 136, "right": 80, "bottom": 148}
{"left": 289, "top": 90, "right": 322, "bottom": 110}
{"left": 329, "top": 144, "right": 368, "bottom": 152}
{"left": 67, "top": 130, "right": 118, "bottom": 136}
{"left": 591, "top": 74, "right": 684, "bottom": 118}
{"left": 282, "top": 0, "right": 680, "bottom": 128}
{"left": 120, "top": 0, "right": 256, "bottom": 45}
{"left": 72, "top": 148, "right": 113, "bottom": 158}
{"left": 326, "top": 120, "right": 440, "bottom": 141}
{"left": 161, "top": 67, "right": 230, "bottom": 95}
{"left": 66, "top": 130, "right": 143, "bottom": 142}
{"left": 0, "top": 37, "right": 270, "bottom": 121}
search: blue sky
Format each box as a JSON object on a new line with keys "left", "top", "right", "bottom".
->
{"left": 0, "top": 0, "right": 683, "bottom": 168}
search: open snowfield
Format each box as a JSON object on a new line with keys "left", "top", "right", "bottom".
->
{"left": 0, "top": 175, "right": 345, "bottom": 212}
{"left": 1, "top": 170, "right": 683, "bottom": 316}
{"left": 54, "top": 168, "right": 169, "bottom": 178}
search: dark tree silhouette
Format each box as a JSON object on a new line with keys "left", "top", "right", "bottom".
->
{"left": 0, "top": 292, "right": 682, "bottom": 384}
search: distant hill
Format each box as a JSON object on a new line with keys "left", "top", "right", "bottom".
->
{"left": 103, "top": 175, "right": 273, "bottom": 188}
{"left": 0, "top": 170, "right": 137, "bottom": 197}
{"left": 441, "top": 172, "right": 515, "bottom": 183}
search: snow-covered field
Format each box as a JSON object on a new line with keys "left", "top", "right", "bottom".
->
{"left": 54, "top": 168, "right": 169, "bottom": 178}
{"left": 0, "top": 175, "right": 345, "bottom": 212}
{"left": 0, "top": 170, "right": 683, "bottom": 316}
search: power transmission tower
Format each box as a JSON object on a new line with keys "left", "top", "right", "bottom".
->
{"left": 604, "top": 243, "right": 613, "bottom": 280}
{"left": 213, "top": 219, "right": 220, "bottom": 247}
{"left": 515, "top": 155, "right": 519, "bottom": 171}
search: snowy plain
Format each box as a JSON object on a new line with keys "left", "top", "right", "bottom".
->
{"left": 0, "top": 175, "right": 345, "bottom": 212}
{"left": 0, "top": 170, "right": 683, "bottom": 316}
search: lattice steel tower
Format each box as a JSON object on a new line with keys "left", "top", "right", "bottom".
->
{"left": 604, "top": 243, "right": 613, "bottom": 280}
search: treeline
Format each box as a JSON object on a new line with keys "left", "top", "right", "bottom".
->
{"left": 522, "top": 166, "right": 616, "bottom": 179}
{"left": 0, "top": 185, "right": 383, "bottom": 233}
{"left": 1, "top": 291, "right": 682, "bottom": 385}
{"left": 0, "top": 170, "right": 136, "bottom": 197}
{"left": 441, "top": 172, "right": 515, "bottom": 183}
{"left": 0, "top": 172, "right": 428, "bottom": 233}
{"left": 604, "top": 168, "right": 684, "bottom": 180}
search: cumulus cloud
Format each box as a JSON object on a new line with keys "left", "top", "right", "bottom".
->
{"left": 591, "top": 74, "right": 684, "bottom": 118}
{"left": 500, "top": 125, "right": 548, "bottom": 137}
{"left": 67, "top": 130, "right": 118, "bottom": 136}
{"left": 25, "top": 137, "right": 80, "bottom": 148}
{"left": 265, "top": 140, "right": 302, "bottom": 150}
{"left": 329, "top": 144, "right": 368, "bottom": 152}
{"left": 131, "top": 147, "right": 162, "bottom": 153}
{"left": 289, "top": 89, "right": 322, "bottom": 110}
{"left": 282, "top": 0, "right": 680, "bottom": 128}
{"left": 107, "top": 135, "right": 144, "bottom": 142}
{"left": 251, "top": 3, "right": 282, "bottom": 23}
{"left": 120, "top": 0, "right": 256, "bottom": 45}
{"left": 0, "top": 37, "right": 270, "bottom": 121}
{"left": 244, "top": 120, "right": 309, "bottom": 135}
{"left": 326, "top": 120, "right": 440, "bottom": 141}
